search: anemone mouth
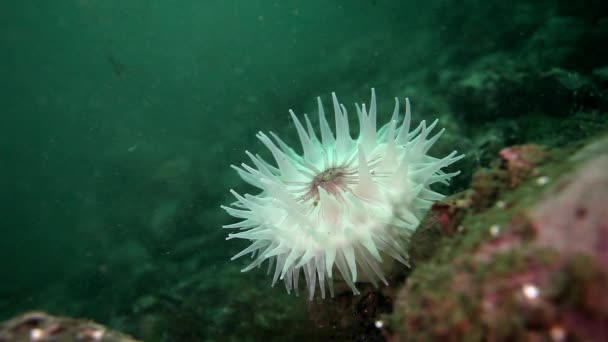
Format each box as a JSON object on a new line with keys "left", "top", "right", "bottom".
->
{"left": 305, "top": 166, "right": 352, "bottom": 202}
{"left": 296, "top": 151, "right": 385, "bottom": 205}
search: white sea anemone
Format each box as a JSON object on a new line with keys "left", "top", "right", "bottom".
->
{"left": 222, "top": 89, "right": 463, "bottom": 299}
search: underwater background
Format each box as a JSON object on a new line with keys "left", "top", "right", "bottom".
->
{"left": 1, "top": 0, "right": 607, "bottom": 341}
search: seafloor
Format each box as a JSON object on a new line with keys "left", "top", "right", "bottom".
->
{"left": 1, "top": 1, "right": 607, "bottom": 341}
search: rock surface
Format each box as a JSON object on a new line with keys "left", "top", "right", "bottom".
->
{"left": 389, "top": 134, "right": 608, "bottom": 341}
{"left": 0, "top": 311, "right": 140, "bottom": 342}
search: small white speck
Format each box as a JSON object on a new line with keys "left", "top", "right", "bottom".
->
{"left": 495, "top": 200, "right": 506, "bottom": 209}
{"left": 536, "top": 176, "right": 550, "bottom": 186}
{"left": 374, "top": 320, "right": 384, "bottom": 329}
{"left": 550, "top": 325, "right": 566, "bottom": 341}
{"left": 78, "top": 327, "right": 106, "bottom": 341}
{"left": 30, "top": 328, "right": 44, "bottom": 340}
{"left": 89, "top": 329, "right": 104, "bottom": 340}
{"left": 489, "top": 224, "right": 501, "bottom": 237}
{"left": 522, "top": 283, "right": 540, "bottom": 300}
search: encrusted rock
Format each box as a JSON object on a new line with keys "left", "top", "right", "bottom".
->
{"left": 499, "top": 144, "right": 549, "bottom": 187}
{"left": 0, "top": 311, "right": 140, "bottom": 342}
{"left": 391, "top": 135, "right": 608, "bottom": 341}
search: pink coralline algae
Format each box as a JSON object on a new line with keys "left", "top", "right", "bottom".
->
{"left": 531, "top": 154, "right": 608, "bottom": 269}
{"left": 499, "top": 144, "right": 548, "bottom": 187}
{"left": 392, "top": 139, "right": 608, "bottom": 342}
